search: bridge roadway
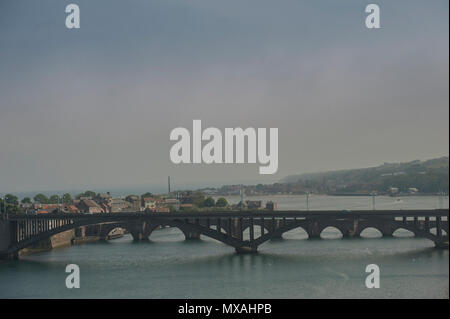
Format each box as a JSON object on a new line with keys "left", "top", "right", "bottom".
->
{"left": 0, "top": 209, "right": 448, "bottom": 259}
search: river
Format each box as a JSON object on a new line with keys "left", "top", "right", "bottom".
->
{"left": 0, "top": 195, "right": 448, "bottom": 299}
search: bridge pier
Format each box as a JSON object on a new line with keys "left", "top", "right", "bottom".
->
{"left": 0, "top": 251, "right": 18, "bottom": 260}
{"left": 342, "top": 231, "right": 359, "bottom": 238}
{"left": 380, "top": 224, "right": 394, "bottom": 237}
{"left": 434, "top": 241, "right": 449, "bottom": 249}
{"left": 307, "top": 221, "right": 321, "bottom": 239}
{"left": 0, "top": 219, "right": 14, "bottom": 260}
{"left": 235, "top": 246, "right": 258, "bottom": 254}
{"left": 130, "top": 231, "right": 149, "bottom": 241}
{"left": 128, "top": 221, "right": 157, "bottom": 241}
{"left": 183, "top": 230, "right": 201, "bottom": 240}
{"left": 269, "top": 219, "right": 283, "bottom": 240}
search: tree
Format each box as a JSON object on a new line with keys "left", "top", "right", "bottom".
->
{"left": 76, "top": 190, "right": 96, "bottom": 199}
{"left": 215, "top": 197, "right": 228, "bottom": 207}
{"left": 192, "top": 192, "right": 205, "bottom": 207}
{"left": 5, "top": 194, "right": 19, "bottom": 205}
{"left": 48, "top": 195, "right": 59, "bottom": 204}
{"left": 34, "top": 193, "right": 49, "bottom": 204}
{"left": 1, "top": 196, "right": 20, "bottom": 213}
{"left": 21, "top": 197, "right": 32, "bottom": 204}
{"left": 203, "top": 197, "right": 215, "bottom": 207}
{"left": 125, "top": 195, "right": 138, "bottom": 202}
{"left": 141, "top": 192, "right": 153, "bottom": 198}
{"left": 62, "top": 193, "right": 73, "bottom": 204}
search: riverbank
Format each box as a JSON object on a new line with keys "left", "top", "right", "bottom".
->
{"left": 214, "top": 194, "right": 449, "bottom": 211}
{"left": 19, "top": 225, "right": 125, "bottom": 257}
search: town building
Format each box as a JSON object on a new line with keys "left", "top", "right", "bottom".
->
{"left": 142, "top": 197, "right": 161, "bottom": 211}
{"left": 246, "top": 200, "right": 263, "bottom": 210}
{"left": 265, "top": 201, "right": 278, "bottom": 211}
{"left": 110, "top": 198, "right": 132, "bottom": 213}
{"left": 126, "top": 195, "right": 141, "bottom": 211}
{"left": 77, "top": 199, "right": 104, "bottom": 214}
{"left": 163, "top": 198, "right": 180, "bottom": 211}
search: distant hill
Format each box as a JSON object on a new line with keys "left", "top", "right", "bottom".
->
{"left": 281, "top": 157, "right": 449, "bottom": 194}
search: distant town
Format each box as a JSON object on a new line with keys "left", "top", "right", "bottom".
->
{"left": 0, "top": 189, "right": 278, "bottom": 215}
{"left": 0, "top": 156, "right": 447, "bottom": 215}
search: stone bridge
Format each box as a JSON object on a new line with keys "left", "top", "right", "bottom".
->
{"left": 0, "top": 209, "right": 448, "bottom": 259}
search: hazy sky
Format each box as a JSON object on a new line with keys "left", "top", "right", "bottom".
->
{"left": 0, "top": 0, "right": 448, "bottom": 193}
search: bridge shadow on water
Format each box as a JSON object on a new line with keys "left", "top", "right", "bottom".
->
{"left": 12, "top": 240, "right": 447, "bottom": 268}
{"left": 108, "top": 231, "right": 448, "bottom": 266}
{"left": 8, "top": 227, "right": 447, "bottom": 272}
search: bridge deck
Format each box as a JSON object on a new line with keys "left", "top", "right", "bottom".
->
{"left": 2, "top": 209, "right": 448, "bottom": 258}
{"left": 5, "top": 209, "right": 449, "bottom": 220}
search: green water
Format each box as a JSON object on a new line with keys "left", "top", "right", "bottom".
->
{"left": 0, "top": 228, "right": 448, "bottom": 299}
{"left": 0, "top": 195, "right": 448, "bottom": 299}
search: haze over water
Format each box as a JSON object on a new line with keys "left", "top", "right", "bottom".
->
{"left": 0, "top": 196, "right": 448, "bottom": 299}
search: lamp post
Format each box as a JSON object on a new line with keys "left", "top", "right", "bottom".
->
{"left": 240, "top": 185, "right": 244, "bottom": 211}
{"left": 438, "top": 191, "right": 444, "bottom": 209}
{"left": 306, "top": 192, "right": 310, "bottom": 211}
{"left": 371, "top": 191, "right": 377, "bottom": 210}
{"left": 2, "top": 196, "right": 6, "bottom": 215}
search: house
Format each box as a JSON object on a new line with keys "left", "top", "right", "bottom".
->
{"left": 33, "top": 204, "right": 59, "bottom": 213}
{"left": 77, "top": 199, "right": 104, "bottom": 214}
{"left": 246, "top": 200, "right": 263, "bottom": 210}
{"left": 96, "top": 192, "right": 112, "bottom": 204}
{"left": 64, "top": 205, "right": 80, "bottom": 213}
{"left": 265, "top": 201, "right": 278, "bottom": 211}
{"left": 180, "top": 203, "right": 194, "bottom": 210}
{"left": 142, "top": 197, "right": 161, "bottom": 211}
{"left": 99, "top": 202, "right": 111, "bottom": 213}
{"left": 110, "top": 198, "right": 132, "bottom": 213}
{"left": 126, "top": 195, "right": 141, "bottom": 211}
{"left": 163, "top": 198, "right": 180, "bottom": 211}
{"left": 20, "top": 202, "right": 33, "bottom": 211}
{"left": 388, "top": 187, "right": 399, "bottom": 195}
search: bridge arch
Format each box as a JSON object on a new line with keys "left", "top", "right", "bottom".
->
{"left": 359, "top": 227, "right": 383, "bottom": 238}
{"left": 392, "top": 227, "right": 415, "bottom": 238}
{"left": 281, "top": 226, "right": 309, "bottom": 240}
{"left": 103, "top": 227, "right": 125, "bottom": 240}
{"left": 320, "top": 226, "right": 343, "bottom": 239}
{"left": 147, "top": 225, "right": 199, "bottom": 241}
{"left": 389, "top": 221, "right": 445, "bottom": 245}
{"left": 98, "top": 223, "right": 130, "bottom": 240}
{"left": 241, "top": 225, "right": 271, "bottom": 241}
{"left": 430, "top": 227, "right": 448, "bottom": 236}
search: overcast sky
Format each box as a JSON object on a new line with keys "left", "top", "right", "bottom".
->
{"left": 0, "top": 0, "right": 448, "bottom": 194}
